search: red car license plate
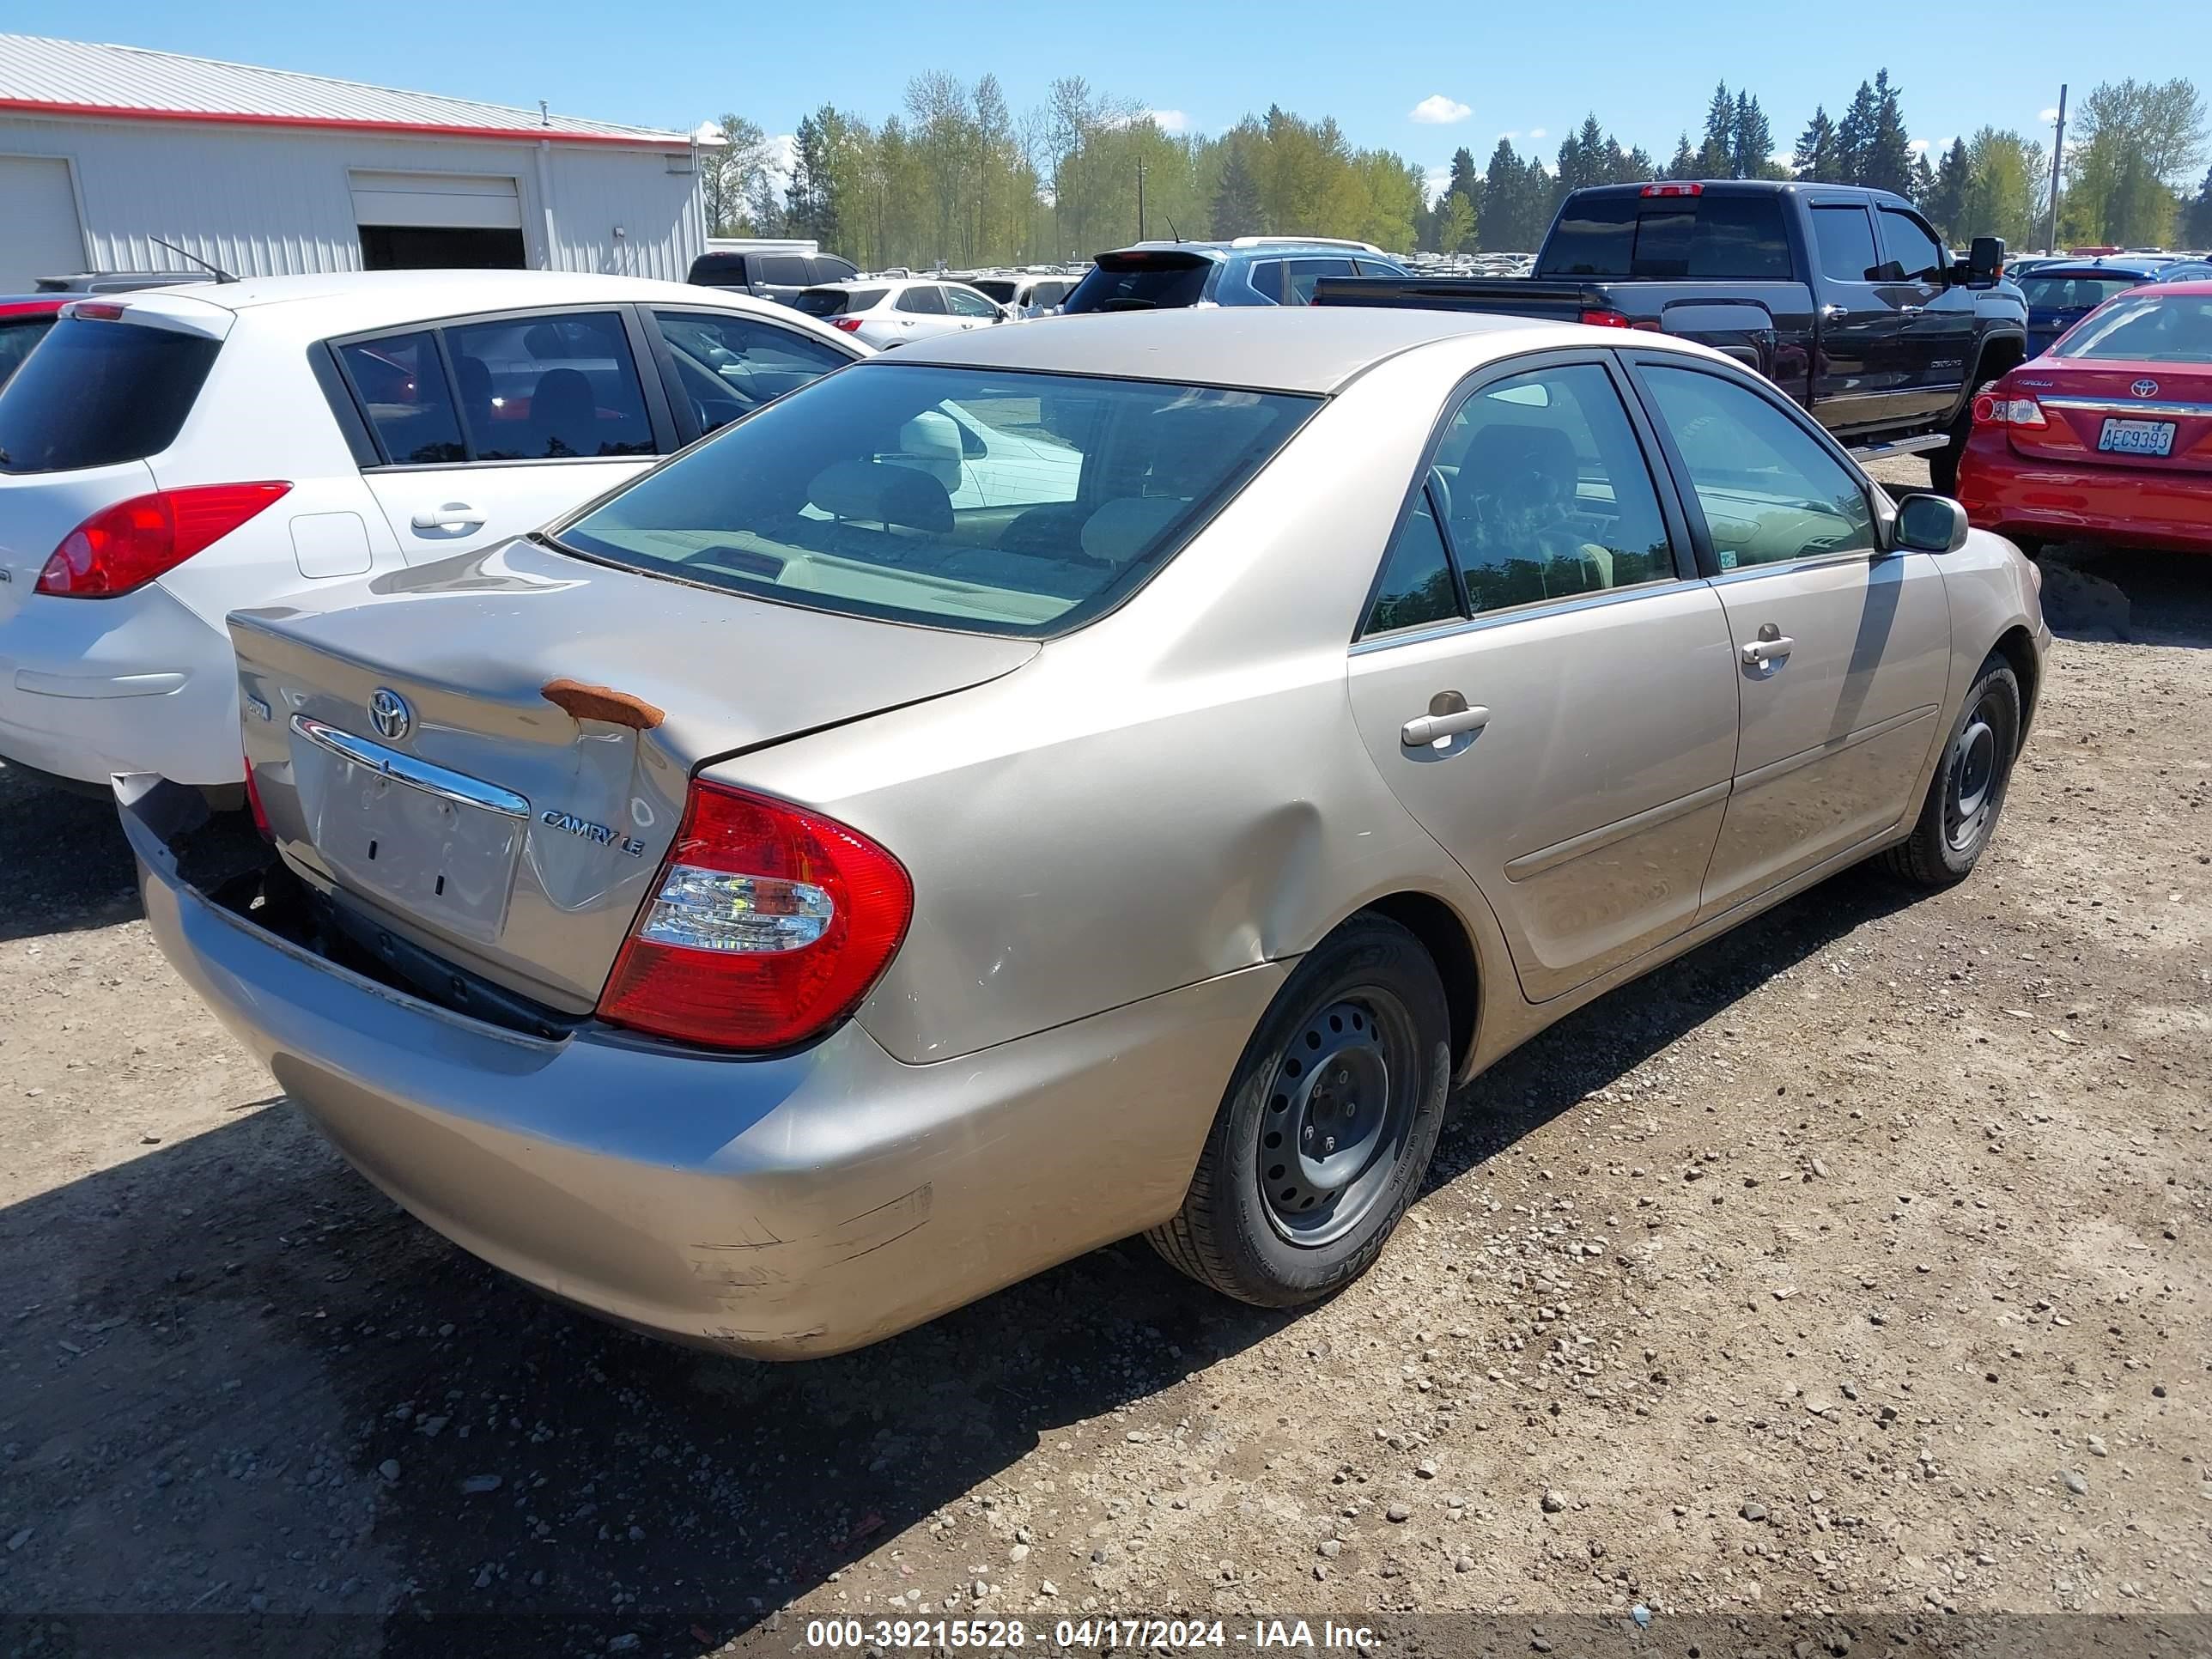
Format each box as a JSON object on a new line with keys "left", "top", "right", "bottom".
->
{"left": 2097, "top": 417, "right": 2177, "bottom": 457}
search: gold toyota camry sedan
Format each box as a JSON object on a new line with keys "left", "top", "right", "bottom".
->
{"left": 119, "top": 307, "right": 2049, "bottom": 1357}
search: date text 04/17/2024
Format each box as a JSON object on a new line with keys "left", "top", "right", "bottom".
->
{"left": 802, "top": 1618, "right": 1380, "bottom": 1650}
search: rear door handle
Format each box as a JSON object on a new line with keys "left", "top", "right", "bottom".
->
{"left": 1898, "top": 304, "right": 1924, "bottom": 317}
{"left": 1741, "top": 635, "right": 1796, "bottom": 666}
{"left": 1401, "top": 704, "right": 1492, "bottom": 746}
{"left": 411, "top": 502, "right": 485, "bottom": 532}
{"left": 1820, "top": 304, "right": 1850, "bottom": 321}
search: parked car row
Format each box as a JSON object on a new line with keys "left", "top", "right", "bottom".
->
{"left": 0, "top": 242, "right": 2065, "bottom": 1362}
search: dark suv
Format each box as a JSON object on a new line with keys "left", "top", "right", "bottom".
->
{"left": 688, "top": 250, "right": 861, "bottom": 306}
{"left": 1062, "top": 239, "right": 1409, "bottom": 313}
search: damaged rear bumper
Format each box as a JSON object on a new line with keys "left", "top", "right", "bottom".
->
{"left": 120, "top": 777, "right": 1280, "bottom": 1358}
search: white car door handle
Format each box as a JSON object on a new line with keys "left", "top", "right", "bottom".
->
{"left": 1741, "top": 635, "right": 1796, "bottom": 666}
{"left": 411, "top": 502, "right": 484, "bottom": 532}
{"left": 1401, "top": 704, "right": 1492, "bottom": 746}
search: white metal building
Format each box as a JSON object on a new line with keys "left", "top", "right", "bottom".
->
{"left": 0, "top": 34, "right": 707, "bottom": 291}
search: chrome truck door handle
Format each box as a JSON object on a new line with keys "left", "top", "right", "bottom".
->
{"left": 1401, "top": 703, "right": 1492, "bottom": 746}
{"left": 1820, "top": 304, "right": 1850, "bottom": 320}
{"left": 1741, "top": 635, "right": 1796, "bottom": 666}
{"left": 411, "top": 502, "right": 484, "bottom": 532}
{"left": 1898, "top": 304, "right": 1924, "bottom": 317}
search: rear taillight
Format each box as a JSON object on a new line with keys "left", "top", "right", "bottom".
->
{"left": 829, "top": 316, "right": 865, "bottom": 333}
{"left": 1972, "top": 394, "right": 2046, "bottom": 428}
{"left": 596, "top": 781, "right": 912, "bottom": 1051}
{"left": 36, "top": 483, "right": 291, "bottom": 598}
{"left": 1577, "top": 308, "right": 1658, "bottom": 331}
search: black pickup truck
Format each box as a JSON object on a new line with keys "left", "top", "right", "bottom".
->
{"left": 1314, "top": 180, "right": 2029, "bottom": 493}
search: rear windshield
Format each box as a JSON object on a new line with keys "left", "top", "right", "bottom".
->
{"left": 1538, "top": 192, "right": 1792, "bottom": 281}
{"left": 2021, "top": 273, "right": 2146, "bottom": 311}
{"left": 2051, "top": 292, "right": 2212, "bottom": 362}
{"left": 793, "top": 287, "right": 884, "bottom": 317}
{"left": 0, "top": 316, "right": 56, "bottom": 390}
{"left": 1062, "top": 258, "right": 1214, "bottom": 313}
{"left": 0, "top": 317, "right": 219, "bottom": 474}
{"left": 553, "top": 362, "right": 1316, "bottom": 637}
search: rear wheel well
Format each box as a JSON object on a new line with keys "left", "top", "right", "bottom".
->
{"left": 1971, "top": 335, "right": 2028, "bottom": 395}
{"left": 1358, "top": 892, "right": 1479, "bottom": 1074}
{"left": 1992, "top": 624, "right": 2041, "bottom": 734}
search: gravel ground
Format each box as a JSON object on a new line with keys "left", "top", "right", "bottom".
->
{"left": 2, "top": 461, "right": 2207, "bottom": 1657}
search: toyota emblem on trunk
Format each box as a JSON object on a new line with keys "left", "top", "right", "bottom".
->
{"left": 2131, "top": 379, "right": 2160, "bottom": 398}
{"left": 368, "top": 688, "right": 412, "bottom": 742}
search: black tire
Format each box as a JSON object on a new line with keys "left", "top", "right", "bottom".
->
{"left": 1881, "top": 653, "right": 2021, "bottom": 888}
{"left": 1146, "top": 915, "right": 1451, "bottom": 1308}
{"left": 1929, "top": 405, "right": 1971, "bottom": 495}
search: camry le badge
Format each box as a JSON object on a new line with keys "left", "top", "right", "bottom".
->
{"left": 540, "top": 808, "right": 647, "bottom": 858}
{"left": 2131, "top": 379, "right": 2160, "bottom": 398}
{"left": 368, "top": 688, "right": 412, "bottom": 743}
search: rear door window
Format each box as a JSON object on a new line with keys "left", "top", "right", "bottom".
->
{"left": 337, "top": 331, "right": 466, "bottom": 465}
{"left": 896, "top": 286, "right": 948, "bottom": 315}
{"left": 443, "top": 311, "right": 654, "bottom": 461}
{"left": 0, "top": 316, "right": 222, "bottom": 474}
{"left": 759, "top": 255, "right": 813, "bottom": 288}
{"left": 1811, "top": 205, "right": 1881, "bottom": 283}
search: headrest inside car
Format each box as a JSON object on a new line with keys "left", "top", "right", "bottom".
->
{"left": 807, "top": 459, "right": 954, "bottom": 534}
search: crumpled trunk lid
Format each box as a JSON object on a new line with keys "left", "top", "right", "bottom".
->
{"left": 233, "top": 537, "right": 1034, "bottom": 1012}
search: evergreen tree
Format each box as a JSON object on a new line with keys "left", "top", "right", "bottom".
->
{"left": 1863, "top": 69, "right": 1917, "bottom": 196}
{"left": 1209, "top": 146, "right": 1264, "bottom": 239}
{"left": 1665, "top": 132, "right": 1697, "bottom": 180}
{"left": 1836, "top": 80, "right": 1880, "bottom": 184}
{"left": 1621, "top": 145, "right": 1657, "bottom": 183}
{"left": 1911, "top": 152, "right": 1937, "bottom": 208}
{"left": 1925, "top": 137, "right": 1972, "bottom": 237}
{"left": 2189, "top": 165, "right": 2212, "bottom": 248}
{"left": 1695, "top": 82, "right": 1734, "bottom": 178}
{"left": 1730, "top": 92, "right": 1775, "bottom": 180}
{"left": 784, "top": 112, "right": 842, "bottom": 248}
{"left": 1480, "top": 137, "right": 1527, "bottom": 251}
{"left": 1792, "top": 107, "right": 1840, "bottom": 181}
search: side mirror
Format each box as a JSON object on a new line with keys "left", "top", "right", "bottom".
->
{"left": 1893, "top": 492, "right": 1970, "bottom": 553}
{"left": 1965, "top": 236, "right": 2004, "bottom": 288}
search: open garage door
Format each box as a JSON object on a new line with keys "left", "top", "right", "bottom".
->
{"left": 0, "top": 156, "right": 86, "bottom": 290}
{"left": 350, "top": 170, "right": 526, "bottom": 270}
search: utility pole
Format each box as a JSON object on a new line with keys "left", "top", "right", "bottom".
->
{"left": 2045, "top": 85, "right": 2068, "bottom": 255}
{"left": 1137, "top": 160, "right": 1149, "bottom": 241}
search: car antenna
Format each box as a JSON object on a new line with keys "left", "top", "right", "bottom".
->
{"left": 149, "top": 236, "right": 239, "bottom": 284}
{"left": 1164, "top": 215, "right": 1181, "bottom": 241}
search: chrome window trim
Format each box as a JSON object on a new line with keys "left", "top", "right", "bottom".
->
{"left": 1350, "top": 574, "right": 1682, "bottom": 655}
{"left": 1703, "top": 544, "right": 1885, "bottom": 587}
{"left": 290, "top": 716, "right": 531, "bottom": 819}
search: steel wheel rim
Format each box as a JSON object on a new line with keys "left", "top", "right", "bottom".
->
{"left": 1259, "top": 994, "right": 1416, "bottom": 1248}
{"left": 1946, "top": 693, "right": 2005, "bottom": 852}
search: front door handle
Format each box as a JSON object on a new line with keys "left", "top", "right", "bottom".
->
{"left": 411, "top": 501, "right": 485, "bottom": 532}
{"left": 1741, "top": 635, "right": 1796, "bottom": 666}
{"left": 1898, "top": 304, "right": 1924, "bottom": 317}
{"left": 1820, "top": 303, "right": 1850, "bottom": 321}
{"left": 1401, "top": 703, "right": 1492, "bottom": 746}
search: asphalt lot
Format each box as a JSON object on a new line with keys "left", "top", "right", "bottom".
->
{"left": 2, "top": 465, "right": 2208, "bottom": 1658}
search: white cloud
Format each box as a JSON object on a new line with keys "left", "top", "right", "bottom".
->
{"left": 2039, "top": 107, "right": 2062, "bottom": 123}
{"left": 1907, "top": 137, "right": 1929, "bottom": 155}
{"left": 1528, "top": 126, "right": 1547, "bottom": 140}
{"left": 1410, "top": 94, "right": 1474, "bottom": 125}
{"left": 1146, "top": 108, "right": 1193, "bottom": 133}
{"left": 1771, "top": 149, "right": 1794, "bottom": 168}
{"left": 1498, "top": 129, "right": 1521, "bottom": 141}
{"left": 1424, "top": 163, "right": 1452, "bottom": 203}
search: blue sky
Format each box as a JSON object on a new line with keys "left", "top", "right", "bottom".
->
{"left": 61, "top": 3, "right": 2212, "bottom": 193}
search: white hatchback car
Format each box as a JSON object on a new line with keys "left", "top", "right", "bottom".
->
{"left": 0, "top": 270, "right": 863, "bottom": 795}
{"left": 791, "top": 278, "right": 1011, "bottom": 349}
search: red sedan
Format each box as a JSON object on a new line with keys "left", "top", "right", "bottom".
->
{"left": 1956, "top": 280, "right": 2212, "bottom": 554}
